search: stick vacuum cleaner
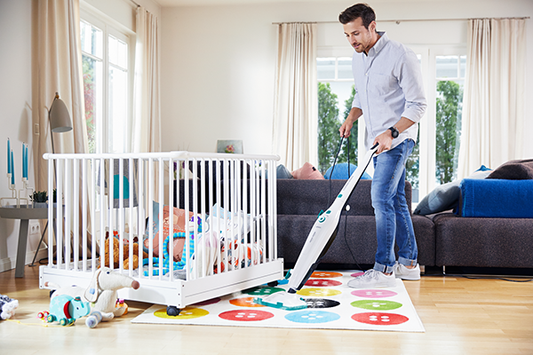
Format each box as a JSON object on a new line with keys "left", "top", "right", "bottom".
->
{"left": 254, "top": 142, "right": 379, "bottom": 310}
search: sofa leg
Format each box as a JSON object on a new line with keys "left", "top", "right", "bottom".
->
{"left": 443, "top": 265, "right": 446, "bottom": 275}
{"left": 420, "top": 265, "right": 425, "bottom": 275}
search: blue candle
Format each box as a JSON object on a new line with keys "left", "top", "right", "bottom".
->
{"left": 7, "top": 139, "right": 10, "bottom": 174}
{"left": 23, "top": 143, "right": 27, "bottom": 179}
{"left": 11, "top": 150, "right": 14, "bottom": 185}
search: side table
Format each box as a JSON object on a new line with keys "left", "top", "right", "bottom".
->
{"left": 0, "top": 206, "right": 49, "bottom": 278}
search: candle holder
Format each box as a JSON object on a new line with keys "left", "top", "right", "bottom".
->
{"left": 0, "top": 173, "right": 19, "bottom": 207}
{"left": 18, "top": 177, "right": 33, "bottom": 208}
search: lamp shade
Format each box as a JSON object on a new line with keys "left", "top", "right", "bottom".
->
{"left": 49, "top": 93, "right": 72, "bottom": 133}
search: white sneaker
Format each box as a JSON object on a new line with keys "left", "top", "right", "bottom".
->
{"left": 347, "top": 269, "right": 396, "bottom": 289}
{"left": 394, "top": 263, "right": 421, "bottom": 280}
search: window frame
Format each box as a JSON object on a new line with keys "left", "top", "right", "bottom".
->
{"left": 80, "top": 7, "right": 135, "bottom": 154}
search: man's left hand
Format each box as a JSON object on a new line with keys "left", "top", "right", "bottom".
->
{"left": 373, "top": 131, "right": 393, "bottom": 154}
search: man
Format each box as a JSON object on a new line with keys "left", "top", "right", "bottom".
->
{"left": 338, "top": 3, "right": 427, "bottom": 288}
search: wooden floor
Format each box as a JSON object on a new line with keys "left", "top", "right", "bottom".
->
{"left": 1, "top": 265, "right": 532, "bottom": 355}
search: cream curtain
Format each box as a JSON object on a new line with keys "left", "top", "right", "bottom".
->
{"left": 273, "top": 23, "right": 318, "bottom": 171}
{"left": 458, "top": 18, "right": 526, "bottom": 178}
{"left": 31, "top": 0, "right": 87, "bottom": 192}
{"left": 132, "top": 6, "right": 161, "bottom": 154}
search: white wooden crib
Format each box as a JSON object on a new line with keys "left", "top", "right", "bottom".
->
{"left": 39, "top": 151, "right": 283, "bottom": 313}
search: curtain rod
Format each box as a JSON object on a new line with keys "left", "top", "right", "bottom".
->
{"left": 128, "top": 0, "right": 140, "bottom": 8}
{"left": 272, "top": 16, "right": 530, "bottom": 25}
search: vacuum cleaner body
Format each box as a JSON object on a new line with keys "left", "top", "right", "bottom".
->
{"left": 255, "top": 143, "right": 378, "bottom": 310}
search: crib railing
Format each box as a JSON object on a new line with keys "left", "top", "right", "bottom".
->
{"left": 39, "top": 151, "right": 283, "bottom": 308}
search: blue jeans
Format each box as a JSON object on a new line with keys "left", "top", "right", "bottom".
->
{"left": 371, "top": 139, "right": 417, "bottom": 273}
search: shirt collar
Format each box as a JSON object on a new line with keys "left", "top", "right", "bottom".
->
{"left": 367, "top": 31, "right": 388, "bottom": 56}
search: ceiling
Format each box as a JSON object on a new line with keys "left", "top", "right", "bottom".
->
{"left": 155, "top": 0, "right": 448, "bottom": 7}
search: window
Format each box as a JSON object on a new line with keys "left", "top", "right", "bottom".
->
{"left": 80, "top": 12, "right": 133, "bottom": 154}
{"left": 435, "top": 55, "right": 465, "bottom": 184}
{"left": 316, "top": 57, "right": 358, "bottom": 174}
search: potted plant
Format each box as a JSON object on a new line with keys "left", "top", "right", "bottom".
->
{"left": 30, "top": 191, "right": 48, "bottom": 208}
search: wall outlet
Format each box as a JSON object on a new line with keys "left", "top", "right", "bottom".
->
{"left": 29, "top": 221, "right": 40, "bottom": 235}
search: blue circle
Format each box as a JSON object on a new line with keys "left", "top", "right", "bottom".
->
{"left": 285, "top": 310, "right": 340, "bottom": 324}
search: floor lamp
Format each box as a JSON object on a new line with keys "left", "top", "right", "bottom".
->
{"left": 31, "top": 92, "right": 72, "bottom": 266}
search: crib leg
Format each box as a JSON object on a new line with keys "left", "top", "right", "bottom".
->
{"left": 166, "top": 306, "right": 181, "bottom": 316}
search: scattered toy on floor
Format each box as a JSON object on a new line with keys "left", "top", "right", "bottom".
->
{"left": 45, "top": 294, "right": 90, "bottom": 326}
{"left": 46, "top": 267, "right": 140, "bottom": 328}
{"left": 0, "top": 294, "right": 18, "bottom": 320}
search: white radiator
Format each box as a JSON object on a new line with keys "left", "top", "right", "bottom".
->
{"left": 39, "top": 151, "right": 283, "bottom": 309}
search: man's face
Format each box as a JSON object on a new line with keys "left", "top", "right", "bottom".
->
{"left": 343, "top": 17, "right": 377, "bottom": 54}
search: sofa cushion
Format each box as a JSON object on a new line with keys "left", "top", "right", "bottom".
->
{"left": 414, "top": 169, "right": 491, "bottom": 215}
{"left": 487, "top": 159, "right": 533, "bottom": 180}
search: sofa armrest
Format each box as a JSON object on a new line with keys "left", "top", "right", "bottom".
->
{"left": 458, "top": 178, "right": 533, "bottom": 218}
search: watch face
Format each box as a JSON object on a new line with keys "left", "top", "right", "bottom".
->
{"left": 389, "top": 127, "right": 399, "bottom": 138}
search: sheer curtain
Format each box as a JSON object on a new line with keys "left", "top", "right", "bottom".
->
{"left": 132, "top": 6, "right": 161, "bottom": 154}
{"left": 31, "top": 0, "right": 87, "bottom": 192}
{"left": 273, "top": 23, "right": 318, "bottom": 171}
{"left": 458, "top": 18, "right": 526, "bottom": 178}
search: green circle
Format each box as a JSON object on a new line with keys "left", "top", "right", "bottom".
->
{"left": 243, "top": 286, "right": 285, "bottom": 296}
{"left": 350, "top": 299, "right": 402, "bottom": 311}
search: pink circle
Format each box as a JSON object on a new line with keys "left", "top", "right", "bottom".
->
{"left": 219, "top": 310, "right": 274, "bottom": 322}
{"left": 350, "top": 272, "right": 364, "bottom": 278}
{"left": 304, "top": 279, "right": 342, "bottom": 287}
{"left": 351, "top": 289, "right": 398, "bottom": 298}
{"left": 352, "top": 312, "right": 409, "bottom": 325}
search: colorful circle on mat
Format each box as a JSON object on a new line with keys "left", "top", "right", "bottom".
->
{"left": 351, "top": 289, "right": 398, "bottom": 298}
{"left": 154, "top": 307, "right": 209, "bottom": 320}
{"left": 351, "top": 300, "right": 402, "bottom": 311}
{"left": 311, "top": 271, "right": 343, "bottom": 278}
{"left": 304, "top": 279, "right": 342, "bottom": 287}
{"left": 304, "top": 298, "right": 341, "bottom": 309}
{"left": 350, "top": 271, "right": 364, "bottom": 277}
{"left": 229, "top": 297, "right": 265, "bottom": 308}
{"left": 219, "top": 310, "right": 274, "bottom": 322}
{"left": 352, "top": 312, "right": 409, "bottom": 326}
{"left": 285, "top": 310, "right": 340, "bottom": 324}
{"left": 243, "top": 286, "right": 285, "bottom": 296}
{"left": 192, "top": 297, "right": 221, "bottom": 306}
{"left": 297, "top": 288, "right": 342, "bottom": 297}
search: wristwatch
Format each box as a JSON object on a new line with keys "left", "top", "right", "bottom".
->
{"left": 388, "top": 126, "right": 399, "bottom": 138}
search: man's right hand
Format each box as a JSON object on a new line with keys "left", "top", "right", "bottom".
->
{"left": 339, "top": 120, "right": 353, "bottom": 138}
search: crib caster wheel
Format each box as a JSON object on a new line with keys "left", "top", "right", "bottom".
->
{"left": 167, "top": 306, "right": 181, "bottom": 316}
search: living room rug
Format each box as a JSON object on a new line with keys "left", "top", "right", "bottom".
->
{"left": 131, "top": 271, "right": 425, "bottom": 332}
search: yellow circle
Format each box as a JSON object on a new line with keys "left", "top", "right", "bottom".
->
{"left": 154, "top": 307, "right": 209, "bottom": 320}
{"left": 297, "top": 288, "right": 342, "bottom": 297}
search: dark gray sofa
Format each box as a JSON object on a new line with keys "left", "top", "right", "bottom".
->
{"left": 276, "top": 179, "right": 436, "bottom": 268}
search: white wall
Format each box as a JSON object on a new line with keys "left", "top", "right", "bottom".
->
{"left": 160, "top": 0, "right": 533, "bottom": 159}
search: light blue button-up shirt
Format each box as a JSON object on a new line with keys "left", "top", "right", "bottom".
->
{"left": 352, "top": 32, "right": 427, "bottom": 150}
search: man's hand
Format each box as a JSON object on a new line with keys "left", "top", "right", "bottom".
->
{"left": 373, "top": 131, "right": 393, "bottom": 154}
{"left": 340, "top": 107, "right": 363, "bottom": 138}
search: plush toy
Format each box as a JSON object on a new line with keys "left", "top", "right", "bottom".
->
{"left": 100, "top": 233, "right": 148, "bottom": 269}
{"left": 84, "top": 267, "right": 140, "bottom": 328}
{"left": 44, "top": 295, "right": 90, "bottom": 326}
{"left": 47, "top": 267, "right": 140, "bottom": 328}
{"left": 0, "top": 294, "right": 18, "bottom": 320}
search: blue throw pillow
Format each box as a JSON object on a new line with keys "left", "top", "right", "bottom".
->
{"left": 276, "top": 164, "right": 293, "bottom": 179}
{"left": 324, "top": 163, "right": 371, "bottom": 180}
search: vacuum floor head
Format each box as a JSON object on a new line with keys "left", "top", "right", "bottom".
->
{"left": 253, "top": 291, "right": 307, "bottom": 311}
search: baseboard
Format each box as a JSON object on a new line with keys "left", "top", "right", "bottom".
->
{"left": 0, "top": 248, "right": 49, "bottom": 273}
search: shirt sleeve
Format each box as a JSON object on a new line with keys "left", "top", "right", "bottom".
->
{"left": 352, "top": 90, "right": 361, "bottom": 109}
{"left": 397, "top": 50, "right": 427, "bottom": 123}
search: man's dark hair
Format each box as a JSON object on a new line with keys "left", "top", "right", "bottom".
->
{"left": 338, "top": 3, "right": 376, "bottom": 28}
